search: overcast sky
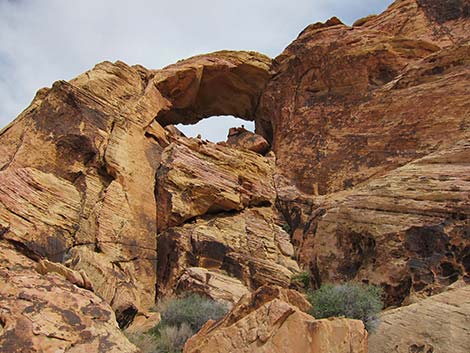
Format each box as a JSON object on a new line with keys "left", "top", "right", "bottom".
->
{"left": 0, "top": 0, "right": 391, "bottom": 141}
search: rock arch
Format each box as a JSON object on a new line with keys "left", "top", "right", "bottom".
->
{"left": 152, "top": 50, "right": 271, "bottom": 127}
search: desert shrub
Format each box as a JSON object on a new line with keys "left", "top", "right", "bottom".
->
{"left": 307, "top": 283, "right": 384, "bottom": 332}
{"left": 154, "top": 323, "right": 193, "bottom": 353}
{"left": 158, "top": 293, "right": 228, "bottom": 333}
{"left": 127, "top": 294, "right": 228, "bottom": 353}
{"left": 290, "top": 271, "right": 311, "bottom": 290}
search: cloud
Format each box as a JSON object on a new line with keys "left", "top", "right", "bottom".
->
{"left": 0, "top": 0, "right": 391, "bottom": 140}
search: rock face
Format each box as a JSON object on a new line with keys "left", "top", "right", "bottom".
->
{"left": 183, "top": 285, "right": 367, "bottom": 353}
{"left": 156, "top": 137, "right": 275, "bottom": 232}
{"left": 256, "top": 0, "right": 470, "bottom": 306}
{"left": 300, "top": 141, "right": 470, "bottom": 306}
{"left": 258, "top": 17, "right": 468, "bottom": 196}
{"left": 362, "top": 0, "right": 470, "bottom": 47}
{"left": 157, "top": 204, "right": 299, "bottom": 304}
{"left": 369, "top": 286, "right": 470, "bottom": 353}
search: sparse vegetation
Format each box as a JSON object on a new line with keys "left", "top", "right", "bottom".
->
{"left": 307, "top": 283, "right": 384, "bottom": 332}
{"left": 127, "top": 294, "right": 228, "bottom": 353}
{"left": 290, "top": 271, "right": 311, "bottom": 290}
{"left": 158, "top": 293, "right": 228, "bottom": 333}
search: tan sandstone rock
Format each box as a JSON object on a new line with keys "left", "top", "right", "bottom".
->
{"left": 156, "top": 137, "right": 276, "bottom": 232}
{"left": 0, "top": 50, "right": 271, "bottom": 333}
{"left": 299, "top": 140, "right": 470, "bottom": 306}
{"left": 369, "top": 285, "right": 470, "bottom": 353}
{"left": 157, "top": 207, "right": 299, "bottom": 301}
{"left": 183, "top": 286, "right": 367, "bottom": 353}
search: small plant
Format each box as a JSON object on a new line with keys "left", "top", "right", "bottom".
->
{"left": 290, "top": 271, "right": 311, "bottom": 290}
{"left": 282, "top": 222, "right": 291, "bottom": 233}
{"left": 307, "top": 283, "right": 384, "bottom": 332}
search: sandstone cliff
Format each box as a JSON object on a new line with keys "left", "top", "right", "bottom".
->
{"left": 0, "top": 0, "right": 469, "bottom": 352}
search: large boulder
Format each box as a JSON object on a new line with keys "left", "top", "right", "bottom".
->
{"left": 183, "top": 286, "right": 367, "bottom": 353}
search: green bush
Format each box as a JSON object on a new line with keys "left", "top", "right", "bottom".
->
{"left": 158, "top": 293, "right": 228, "bottom": 333}
{"left": 307, "top": 283, "right": 384, "bottom": 332}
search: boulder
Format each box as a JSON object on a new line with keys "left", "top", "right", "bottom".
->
{"left": 183, "top": 286, "right": 367, "bottom": 353}
{"left": 156, "top": 137, "right": 276, "bottom": 232}
{"left": 226, "top": 127, "right": 270, "bottom": 155}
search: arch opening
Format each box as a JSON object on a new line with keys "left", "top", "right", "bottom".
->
{"left": 175, "top": 115, "right": 254, "bottom": 142}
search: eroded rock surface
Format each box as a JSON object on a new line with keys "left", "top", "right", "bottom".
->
{"left": 258, "top": 21, "right": 469, "bottom": 195}
{"left": 157, "top": 206, "right": 299, "bottom": 303}
{"left": 299, "top": 141, "right": 470, "bottom": 306}
{"left": 183, "top": 286, "right": 367, "bottom": 353}
{"left": 369, "top": 286, "right": 470, "bottom": 353}
{"left": 0, "top": 50, "right": 273, "bottom": 349}
{"left": 156, "top": 137, "right": 275, "bottom": 232}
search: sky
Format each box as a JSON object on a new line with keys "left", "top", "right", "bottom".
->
{"left": 0, "top": 0, "right": 391, "bottom": 141}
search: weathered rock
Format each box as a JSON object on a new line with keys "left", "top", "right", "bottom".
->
{"left": 369, "top": 285, "right": 470, "bottom": 353}
{"left": 0, "top": 50, "right": 272, "bottom": 327}
{"left": 363, "top": 0, "right": 470, "bottom": 47}
{"left": 156, "top": 137, "right": 276, "bottom": 231}
{"left": 226, "top": 127, "right": 270, "bottom": 154}
{"left": 257, "top": 14, "right": 469, "bottom": 196}
{"left": 300, "top": 140, "right": 470, "bottom": 306}
{"left": 157, "top": 207, "right": 299, "bottom": 300}
{"left": 183, "top": 286, "right": 367, "bottom": 353}
{"left": 125, "top": 312, "right": 161, "bottom": 335}
{"left": 0, "top": 241, "right": 138, "bottom": 353}
{"left": 36, "top": 258, "right": 93, "bottom": 291}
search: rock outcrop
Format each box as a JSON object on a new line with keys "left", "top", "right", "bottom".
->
{"left": 369, "top": 285, "right": 470, "bottom": 353}
{"left": 300, "top": 141, "right": 470, "bottom": 306}
{"left": 0, "top": 51, "right": 273, "bottom": 349}
{"left": 183, "top": 286, "right": 367, "bottom": 353}
{"left": 256, "top": 0, "right": 470, "bottom": 306}
{"left": 157, "top": 205, "right": 299, "bottom": 304}
{"left": 257, "top": 16, "right": 468, "bottom": 196}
